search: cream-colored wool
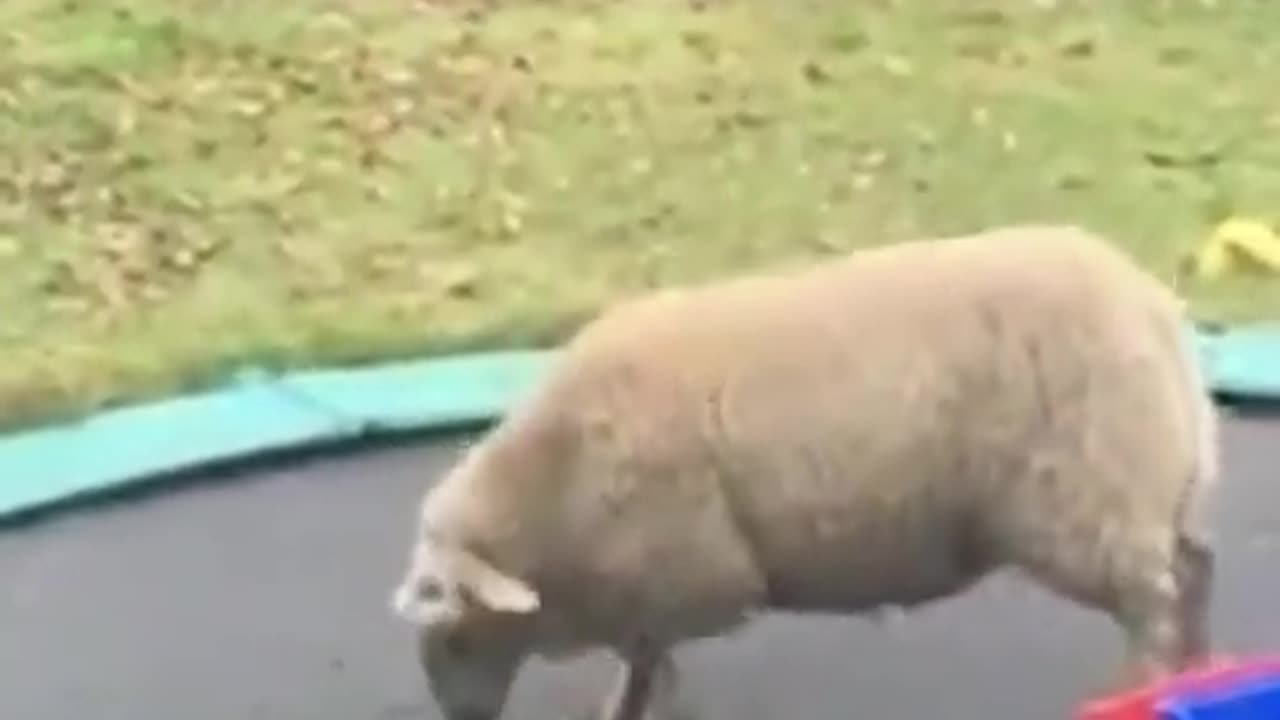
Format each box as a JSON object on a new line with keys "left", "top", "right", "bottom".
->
{"left": 391, "top": 224, "right": 1220, "bottom": 720}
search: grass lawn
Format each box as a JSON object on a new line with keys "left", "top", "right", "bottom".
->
{"left": 2, "top": 0, "right": 1279, "bottom": 431}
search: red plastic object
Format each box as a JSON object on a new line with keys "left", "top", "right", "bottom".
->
{"left": 1075, "top": 656, "right": 1280, "bottom": 720}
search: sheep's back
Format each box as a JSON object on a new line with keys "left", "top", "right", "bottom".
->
{"left": 520, "top": 225, "right": 1200, "bottom": 630}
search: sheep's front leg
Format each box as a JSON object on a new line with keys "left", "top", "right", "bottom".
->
{"left": 595, "top": 651, "right": 682, "bottom": 720}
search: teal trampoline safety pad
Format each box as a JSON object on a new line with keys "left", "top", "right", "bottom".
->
{"left": 0, "top": 326, "right": 1275, "bottom": 523}
{"left": 277, "top": 351, "right": 554, "bottom": 433}
{"left": 1197, "top": 327, "right": 1280, "bottom": 399}
{"left": 0, "top": 351, "right": 556, "bottom": 522}
{"left": 0, "top": 373, "right": 342, "bottom": 520}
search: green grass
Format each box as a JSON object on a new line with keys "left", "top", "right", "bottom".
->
{"left": 2, "top": 0, "right": 1279, "bottom": 431}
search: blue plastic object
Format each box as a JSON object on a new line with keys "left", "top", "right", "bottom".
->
{"left": 1078, "top": 656, "right": 1280, "bottom": 720}
{"left": 1157, "top": 671, "right": 1280, "bottom": 720}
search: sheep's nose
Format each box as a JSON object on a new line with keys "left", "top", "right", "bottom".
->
{"left": 416, "top": 577, "right": 444, "bottom": 601}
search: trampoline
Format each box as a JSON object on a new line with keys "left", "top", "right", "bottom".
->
{"left": 2, "top": 408, "right": 1279, "bottom": 720}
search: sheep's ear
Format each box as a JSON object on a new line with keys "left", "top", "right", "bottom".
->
{"left": 454, "top": 551, "right": 541, "bottom": 614}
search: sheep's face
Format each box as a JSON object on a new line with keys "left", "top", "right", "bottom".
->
{"left": 391, "top": 541, "right": 540, "bottom": 720}
{"left": 415, "top": 617, "right": 526, "bottom": 720}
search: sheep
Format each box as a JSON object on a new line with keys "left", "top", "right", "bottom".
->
{"left": 389, "top": 224, "right": 1221, "bottom": 720}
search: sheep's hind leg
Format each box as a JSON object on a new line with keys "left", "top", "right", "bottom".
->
{"left": 1014, "top": 538, "right": 1188, "bottom": 690}
{"left": 1173, "top": 531, "right": 1215, "bottom": 669}
{"left": 1113, "top": 533, "right": 1217, "bottom": 684}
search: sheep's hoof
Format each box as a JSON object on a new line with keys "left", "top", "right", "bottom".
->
{"left": 566, "top": 703, "right": 695, "bottom": 720}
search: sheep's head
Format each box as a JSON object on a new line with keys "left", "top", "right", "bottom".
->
{"left": 391, "top": 539, "right": 540, "bottom": 720}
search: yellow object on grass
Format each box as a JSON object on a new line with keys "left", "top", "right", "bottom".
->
{"left": 1189, "top": 218, "right": 1280, "bottom": 280}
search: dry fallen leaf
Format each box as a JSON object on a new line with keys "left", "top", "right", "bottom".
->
{"left": 880, "top": 55, "right": 914, "bottom": 77}
{"left": 115, "top": 105, "right": 138, "bottom": 137}
{"left": 171, "top": 247, "right": 197, "bottom": 269}
{"left": 1058, "top": 36, "right": 1096, "bottom": 58}
{"left": 443, "top": 268, "right": 479, "bottom": 298}
{"left": 232, "top": 98, "right": 267, "bottom": 118}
